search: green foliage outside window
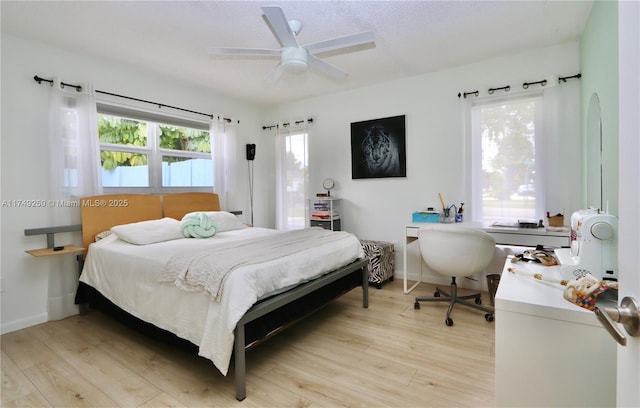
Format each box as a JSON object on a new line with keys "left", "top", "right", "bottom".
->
{"left": 159, "top": 126, "right": 210, "bottom": 152}
{"left": 98, "top": 116, "right": 147, "bottom": 170}
{"left": 98, "top": 115, "right": 210, "bottom": 170}
{"left": 159, "top": 126, "right": 210, "bottom": 164}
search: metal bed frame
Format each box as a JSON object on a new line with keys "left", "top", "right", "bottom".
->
{"left": 233, "top": 257, "right": 369, "bottom": 400}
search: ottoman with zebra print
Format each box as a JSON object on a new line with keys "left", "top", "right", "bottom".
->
{"left": 360, "top": 240, "right": 395, "bottom": 289}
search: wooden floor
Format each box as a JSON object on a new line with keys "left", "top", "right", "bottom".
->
{"left": 1, "top": 279, "right": 495, "bottom": 407}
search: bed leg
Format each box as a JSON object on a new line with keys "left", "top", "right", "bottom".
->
{"left": 362, "top": 265, "right": 369, "bottom": 308}
{"left": 234, "top": 324, "right": 247, "bottom": 401}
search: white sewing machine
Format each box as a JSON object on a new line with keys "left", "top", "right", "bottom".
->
{"left": 554, "top": 208, "right": 618, "bottom": 281}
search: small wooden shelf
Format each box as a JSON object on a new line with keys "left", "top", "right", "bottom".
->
{"left": 26, "top": 245, "right": 85, "bottom": 257}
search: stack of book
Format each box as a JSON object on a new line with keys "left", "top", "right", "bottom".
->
{"left": 311, "top": 201, "right": 339, "bottom": 221}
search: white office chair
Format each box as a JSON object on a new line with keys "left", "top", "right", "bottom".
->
{"left": 414, "top": 224, "right": 496, "bottom": 326}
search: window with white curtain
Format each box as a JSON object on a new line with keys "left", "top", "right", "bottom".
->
{"left": 275, "top": 124, "right": 309, "bottom": 230}
{"left": 469, "top": 94, "right": 544, "bottom": 223}
{"left": 465, "top": 79, "right": 581, "bottom": 226}
{"left": 96, "top": 103, "right": 212, "bottom": 192}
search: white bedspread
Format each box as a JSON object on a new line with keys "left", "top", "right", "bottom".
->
{"left": 79, "top": 227, "right": 363, "bottom": 375}
{"left": 161, "top": 228, "right": 356, "bottom": 301}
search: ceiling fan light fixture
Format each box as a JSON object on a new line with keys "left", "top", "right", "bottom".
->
{"left": 281, "top": 47, "right": 308, "bottom": 74}
{"left": 288, "top": 20, "right": 302, "bottom": 36}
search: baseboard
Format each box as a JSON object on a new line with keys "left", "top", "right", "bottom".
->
{"left": 1, "top": 312, "right": 47, "bottom": 335}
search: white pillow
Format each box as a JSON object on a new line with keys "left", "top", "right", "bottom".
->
{"left": 183, "top": 211, "right": 247, "bottom": 233}
{"left": 111, "top": 217, "right": 183, "bottom": 245}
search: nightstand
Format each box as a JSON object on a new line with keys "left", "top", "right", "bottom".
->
{"left": 25, "top": 245, "right": 84, "bottom": 257}
{"left": 309, "top": 197, "right": 342, "bottom": 231}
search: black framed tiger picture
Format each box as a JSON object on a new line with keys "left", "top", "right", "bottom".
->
{"left": 351, "top": 115, "right": 406, "bottom": 179}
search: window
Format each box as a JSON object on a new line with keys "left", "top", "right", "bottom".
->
{"left": 470, "top": 95, "right": 543, "bottom": 223}
{"left": 97, "top": 104, "right": 212, "bottom": 192}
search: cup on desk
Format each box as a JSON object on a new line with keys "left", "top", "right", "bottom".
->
{"left": 440, "top": 208, "right": 455, "bottom": 223}
{"left": 455, "top": 213, "right": 463, "bottom": 223}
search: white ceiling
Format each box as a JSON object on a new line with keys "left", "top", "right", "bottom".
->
{"left": 1, "top": 1, "right": 593, "bottom": 107}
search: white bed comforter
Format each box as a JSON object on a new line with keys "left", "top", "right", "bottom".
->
{"left": 79, "top": 227, "right": 363, "bottom": 375}
{"left": 161, "top": 228, "right": 354, "bottom": 301}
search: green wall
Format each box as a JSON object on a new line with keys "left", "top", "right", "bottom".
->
{"left": 580, "top": 0, "right": 618, "bottom": 213}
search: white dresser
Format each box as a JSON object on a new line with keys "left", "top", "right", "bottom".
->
{"left": 495, "top": 258, "right": 616, "bottom": 407}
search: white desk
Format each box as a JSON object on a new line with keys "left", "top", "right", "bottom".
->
{"left": 403, "top": 223, "right": 570, "bottom": 293}
{"left": 495, "top": 258, "right": 616, "bottom": 407}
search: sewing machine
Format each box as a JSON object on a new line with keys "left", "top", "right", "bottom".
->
{"left": 554, "top": 208, "right": 618, "bottom": 281}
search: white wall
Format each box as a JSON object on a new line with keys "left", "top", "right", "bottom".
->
{"left": 264, "top": 42, "right": 582, "bottom": 290}
{"left": 0, "top": 34, "right": 264, "bottom": 333}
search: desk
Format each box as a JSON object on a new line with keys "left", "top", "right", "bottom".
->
{"left": 403, "top": 223, "right": 570, "bottom": 293}
{"left": 495, "top": 258, "right": 615, "bottom": 407}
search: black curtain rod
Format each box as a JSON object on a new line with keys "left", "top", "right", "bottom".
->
{"left": 95, "top": 89, "right": 215, "bottom": 120}
{"left": 34, "top": 75, "right": 82, "bottom": 92}
{"left": 559, "top": 73, "right": 582, "bottom": 83}
{"left": 262, "top": 118, "right": 313, "bottom": 130}
{"left": 457, "top": 90, "right": 479, "bottom": 98}
{"left": 488, "top": 85, "right": 511, "bottom": 95}
{"left": 33, "top": 74, "right": 238, "bottom": 123}
{"left": 457, "top": 72, "right": 581, "bottom": 97}
{"left": 522, "top": 79, "right": 547, "bottom": 89}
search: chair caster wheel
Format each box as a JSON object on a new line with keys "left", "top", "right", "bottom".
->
{"left": 485, "top": 313, "right": 494, "bottom": 322}
{"left": 434, "top": 291, "right": 441, "bottom": 297}
{"left": 475, "top": 297, "right": 482, "bottom": 305}
{"left": 445, "top": 317, "right": 454, "bottom": 326}
{"left": 414, "top": 302, "right": 420, "bottom": 309}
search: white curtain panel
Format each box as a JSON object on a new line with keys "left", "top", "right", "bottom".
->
{"left": 273, "top": 125, "right": 284, "bottom": 229}
{"left": 274, "top": 121, "right": 309, "bottom": 230}
{"left": 47, "top": 78, "right": 102, "bottom": 321}
{"left": 463, "top": 78, "right": 580, "bottom": 223}
{"left": 211, "top": 117, "right": 237, "bottom": 211}
{"left": 48, "top": 78, "right": 102, "bottom": 205}
{"left": 541, "top": 78, "right": 581, "bottom": 214}
{"left": 460, "top": 95, "right": 477, "bottom": 221}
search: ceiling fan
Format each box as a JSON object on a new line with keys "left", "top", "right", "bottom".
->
{"left": 208, "top": 6, "right": 375, "bottom": 83}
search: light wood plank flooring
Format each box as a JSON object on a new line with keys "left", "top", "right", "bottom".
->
{"left": 2, "top": 280, "right": 495, "bottom": 407}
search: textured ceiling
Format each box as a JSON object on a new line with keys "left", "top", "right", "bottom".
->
{"left": 1, "top": 1, "right": 592, "bottom": 106}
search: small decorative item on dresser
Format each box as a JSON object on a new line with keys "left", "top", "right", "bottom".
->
{"left": 547, "top": 211, "right": 564, "bottom": 227}
{"left": 322, "top": 178, "right": 335, "bottom": 196}
{"left": 360, "top": 240, "right": 395, "bottom": 289}
{"left": 412, "top": 210, "right": 439, "bottom": 223}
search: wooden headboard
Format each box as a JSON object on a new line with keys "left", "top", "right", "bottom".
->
{"left": 80, "top": 192, "right": 220, "bottom": 255}
{"left": 161, "top": 192, "right": 220, "bottom": 220}
{"left": 80, "top": 194, "right": 163, "bottom": 253}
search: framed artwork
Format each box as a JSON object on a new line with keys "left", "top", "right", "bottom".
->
{"left": 351, "top": 115, "right": 406, "bottom": 179}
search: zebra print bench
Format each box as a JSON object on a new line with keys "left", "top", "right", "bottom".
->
{"left": 360, "top": 240, "right": 395, "bottom": 289}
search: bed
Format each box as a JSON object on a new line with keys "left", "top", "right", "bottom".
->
{"left": 76, "top": 192, "right": 369, "bottom": 401}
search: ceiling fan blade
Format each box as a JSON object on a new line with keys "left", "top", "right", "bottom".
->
{"left": 307, "top": 55, "right": 349, "bottom": 80}
{"left": 265, "top": 63, "right": 285, "bottom": 84}
{"left": 305, "top": 32, "right": 375, "bottom": 55}
{"left": 261, "top": 6, "right": 298, "bottom": 48}
{"left": 208, "top": 47, "right": 281, "bottom": 56}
